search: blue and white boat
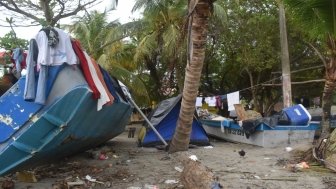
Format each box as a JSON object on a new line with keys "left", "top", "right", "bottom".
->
{"left": 0, "top": 65, "right": 133, "bottom": 175}
{"left": 200, "top": 105, "right": 320, "bottom": 147}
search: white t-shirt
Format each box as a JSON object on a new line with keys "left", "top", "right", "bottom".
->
{"left": 35, "top": 28, "right": 77, "bottom": 66}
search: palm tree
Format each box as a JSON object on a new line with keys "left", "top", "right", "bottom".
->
{"left": 169, "top": 0, "right": 212, "bottom": 152}
{"left": 284, "top": 0, "right": 336, "bottom": 171}
{"left": 67, "top": 11, "right": 150, "bottom": 104}
{"left": 284, "top": 0, "right": 336, "bottom": 138}
{"left": 132, "top": 0, "right": 188, "bottom": 100}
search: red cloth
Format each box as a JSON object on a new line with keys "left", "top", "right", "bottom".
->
{"left": 71, "top": 39, "right": 100, "bottom": 99}
{"left": 21, "top": 53, "right": 27, "bottom": 69}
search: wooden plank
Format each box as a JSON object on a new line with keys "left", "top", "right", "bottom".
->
{"left": 234, "top": 104, "right": 247, "bottom": 121}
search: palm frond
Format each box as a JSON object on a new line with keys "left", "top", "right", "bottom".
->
{"left": 212, "top": 1, "right": 228, "bottom": 27}
{"left": 284, "top": 0, "right": 336, "bottom": 39}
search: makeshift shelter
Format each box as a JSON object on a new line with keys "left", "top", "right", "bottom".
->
{"left": 138, "top": 95, "right": 210, "bottom": 147}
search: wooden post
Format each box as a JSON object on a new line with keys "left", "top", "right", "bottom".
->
{"left": 279, "top": 1, "right": 292, "bottom": 108}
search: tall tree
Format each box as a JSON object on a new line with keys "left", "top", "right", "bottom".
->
{"left": 0, "top": 0, "right": 98, "bottom": 26}
{"left": 284, "top": 0, "right": 336, "bottom": 138}
{"left": 278, "top": 0, "right": 292, "bottom": 108}
{"left": 285, "top": 0, "right": 336, "bottom": 171}
{"left": 169, "top": 0, "right": 211, "bottom": 153}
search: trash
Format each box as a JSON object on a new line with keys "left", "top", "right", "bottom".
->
{"left": 204, "top": 146, "right": 214, "bottom": 149}
{"left": 85, "top": 175, "right": 104, "bottom": 184}
{"left": 254, "top": 175, "right": 261, "bottom": 179}
{"left": 175, "top": 166, "right": 183, "bottom": 172}
{"left": 164, "top": 179, "right": 179, "bottom": 184}
{"left": 67, "top": 180, "right": 85, "bottom": 189}
{"left": 16, "top": 171, "right": 38, "bottom": 183}
{"left": 99, "top": 153, "right": 108, "bottom": 160}
{"left": 144, "top": 184, "right": 159, "bottom": 189}
{"left": 285, "top": 147, "right": 293, "bottom": 152}
{"left": 127, "top": 187, "right": 142, "bottom": 189}
{"left": 189, "top": 155, "right": 198, "bottom": 161}
{"left": 1, "top": 179, "right": 14, "bottom": 189}
{"left": 289, "top": 161, "right": 310, "bottom": 172}
{"left": 295, "top": 162, "right": 310, "bottom": 169}
{"left": 264, "top": 157, "right": 271, "bottom": 160}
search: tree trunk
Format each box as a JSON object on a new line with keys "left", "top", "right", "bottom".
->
{"left": 169, "top": 0, "right": 210, "bottom": 153}
{"left": 320, "top": 35, "right": 336, "bottom": 138}
{"left": 279, "top": 1, "right": 292, "bottom": 108}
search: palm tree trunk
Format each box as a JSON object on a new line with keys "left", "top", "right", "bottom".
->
{"left": 320, "top": 35, "right": 336, "bottom": 138}
{"left": 169, "top": 0, "right": 211, "bottom": 153}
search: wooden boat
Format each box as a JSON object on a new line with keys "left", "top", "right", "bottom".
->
{"left": 200, "top": 118, "right": 320, "bottom": 148}
{"left": 0, "top": 65, "right": 133, "bottom": 175}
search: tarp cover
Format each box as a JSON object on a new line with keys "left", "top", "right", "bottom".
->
{"left": 139, "top": 95, "right": 210, "bottom": 147}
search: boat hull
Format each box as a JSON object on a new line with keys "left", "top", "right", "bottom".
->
{"left": 0, "top": 66, "right": 133, "bottom": 175}
{"left": 201, "top": 119, "right": 319, "bottom": 148}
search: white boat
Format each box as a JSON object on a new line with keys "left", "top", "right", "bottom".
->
{"left": 200, "top": 104, "right": 320, "bottom": 147}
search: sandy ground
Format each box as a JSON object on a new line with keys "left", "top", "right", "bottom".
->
{"left": 1, "top": 123, "right": 336, "bottom": 189}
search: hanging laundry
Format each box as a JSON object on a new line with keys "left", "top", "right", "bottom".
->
{"left": 83, "top": 52, "right": 114, "bottom": 111}
{"left": 71, "top": 39, "right": 100, "bottom": 99}
{"left": 35, "top": 27, "right": 77, "bottom": 67}
{"left": 227, "top": 91, "right": 240, "bottom": 111}
{"left": 196, "top": 97, "right": 203, "bottom": 107}
{"left": 207, "top": 96, "right": 216, "bottom": 107}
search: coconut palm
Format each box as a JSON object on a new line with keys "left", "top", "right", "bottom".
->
{"left": 132, "top": 0, "right": 188, "bottom": 100}
{"left": 284, "top": 0, "right": 336, "bottom": 138}
{"left": 67, "top": 11, "right": 150, "bottom": 104}
{"left": 169, "top": 0, "right": 212, "bottom": 152}
{"left": 284, "top": 0, "right": 336, "bottom": 172}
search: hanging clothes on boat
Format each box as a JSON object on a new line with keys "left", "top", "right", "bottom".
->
{"left": 24, "top": 39, "right": 39, "bottom": 101}
{"left": 24, "top": 27, "right": 78, "bottom": 104}
{"left": 12, "top": 48, "right": 24, "bottom": 78}
{"left": 71, "top": 39, "right": 100, "bottom": 99}
{"left": 36, "top": 27, "right": 77, "bottom": 67}
{"left": 83, "top": 51, "right": 114, "bottom": 111}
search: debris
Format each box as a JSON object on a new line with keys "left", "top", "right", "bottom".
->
{"left": 85, "top": 175, "right": 104, "bottom": 184}
{"left": 144, "top": 184, "right": 159, "bottom": 189}
{"left": 189, "top": 155, "right": 198, "bottom": 161}
{"left": 99, "top": 153, "right": 108, "bottom": 160}
{"left": 67, "top": 180, "right": 85, "bottom": 189}
{"left": 238, "top": 149, "right": 246, "bottom": 157}
{"left": 164, "top": 179, "right": 178, "bottom": 184}
{"left": 261, "top": 177, "right": 298, "bottom": 182}
{"left": 180, "top": 152, "right": 215, "bottom": 189}
{"left": 289, "top": 162, "right": 310, "bottom": 172}
{"left": 285, "top": 147, "right": 293, "bottom": 152}
{"left": 253, "top": 175, "right": 261, "bottom": 179}
{"left": 263, "top": 157, "right": 271, "bottom": 160}
{"left": 16, "top": 171, "right": 38, "bottom": 183}
{"left": 175, "top": 166, "right": 183, "bottom": 172}
{"left": 1, "top": 179, "right": 14, "bottom": 189}
{"left": 204, "top": 146, "right": 213, "bottom": 149}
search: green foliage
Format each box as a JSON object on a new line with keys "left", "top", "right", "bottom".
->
{"left": 284, "top": 0, "right": 336, "bottom": 41}
{"left": 68, "top": 10, "right": 150, "bottom": 106}
{"left": 0, "top": 31, "right": 28, "bottom": 50}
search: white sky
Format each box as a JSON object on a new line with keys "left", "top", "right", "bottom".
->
{"left": 0, "top": 0, "right": 138, "bottom": 40}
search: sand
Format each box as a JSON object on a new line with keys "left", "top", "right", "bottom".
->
{"left": 2, "top": 123, "right": 336, "bottom": 189}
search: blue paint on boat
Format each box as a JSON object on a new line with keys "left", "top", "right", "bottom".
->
{"left": 201, "top": 119, "right": 320, "bottom": 131}
{"left": 0, "top": 65, "right": 133, "bottom": 175}
{"left": 200, "top": 118, "right": 320, "bottom": 147}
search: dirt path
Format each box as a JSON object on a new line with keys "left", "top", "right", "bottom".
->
{"left": 2, "top": 124, "right": 336, "bottom": 189}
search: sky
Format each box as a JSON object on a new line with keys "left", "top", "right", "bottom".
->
{"left": 0, "top": 0, "right": 138, "bottom": 40}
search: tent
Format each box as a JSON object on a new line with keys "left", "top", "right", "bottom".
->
{"left": 138, "top": 95, "right": 210, "bottom": 147}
